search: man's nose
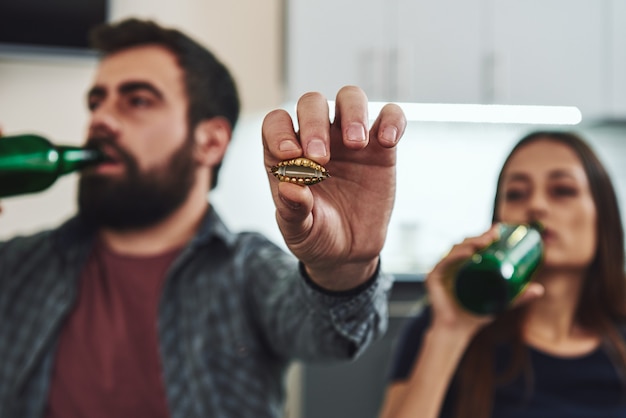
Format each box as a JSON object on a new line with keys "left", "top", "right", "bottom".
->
{"left": 88, "top": 100, "right": 121, "bottom": 138}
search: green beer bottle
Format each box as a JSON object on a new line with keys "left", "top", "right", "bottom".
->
{"left": 453, "top": 223, "right": 543, "bottom": 315}
{"left": 0, "top": 133, "right": 105, "bottom": 198}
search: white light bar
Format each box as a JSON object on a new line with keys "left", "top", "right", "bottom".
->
{"left": 328, "top": 101, "right": 582, "bottom": 125}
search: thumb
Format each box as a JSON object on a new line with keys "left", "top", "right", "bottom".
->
{"left": 275, "top": 182, "right": 314, "bottom": 244}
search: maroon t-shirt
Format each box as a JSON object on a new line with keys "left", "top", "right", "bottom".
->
{"left": 45, "top": 239, "right": 182, "bottom": 418}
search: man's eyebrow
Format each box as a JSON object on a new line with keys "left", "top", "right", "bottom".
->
{"left": 87, "top": 86, "right": 106, "bottom": 99}
{"left": 118, "top": 81, "right": 163, "bottom": 99}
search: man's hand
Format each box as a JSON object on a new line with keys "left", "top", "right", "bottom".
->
{"left": 262, "top": 86, "right": 406, "bottom": 291}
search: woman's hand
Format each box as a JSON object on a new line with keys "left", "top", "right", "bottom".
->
{"left": 426, "top": 225, "right": 544, "bottom": 338}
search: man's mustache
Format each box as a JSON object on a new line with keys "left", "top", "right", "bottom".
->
{"left": 85, "top": 136, "right": 135, "bottom": 166}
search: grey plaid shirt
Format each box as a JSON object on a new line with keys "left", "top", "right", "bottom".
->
{"left": 0, "top": 206, "right": 391, "bottom": 418}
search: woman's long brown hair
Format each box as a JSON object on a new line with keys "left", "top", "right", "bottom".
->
{"left": 454, "top": 131, "right": 626, "bottom": 418}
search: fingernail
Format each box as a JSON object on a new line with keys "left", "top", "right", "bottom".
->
{"left": 279, "top": 141, "right": 299, "bottom": 151}
{"left": 306, "top": 139, "right": 327, "bottom": 159}
{"left": 381, "top": 126, "right": 398, "bottom": 143}
{"left": 346, "top": 123, "right": 366, "bottom": 142}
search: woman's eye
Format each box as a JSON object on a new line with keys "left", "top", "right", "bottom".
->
{"left": 504, "top": 189, "right": 525, "bottom": 201}
{"left": 552, "top": 186, "right": 578, "bottom": 197}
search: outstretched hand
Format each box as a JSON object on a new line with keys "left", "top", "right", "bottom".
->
{"left": 262, "top": 86, "right": 406, "bottom": 291}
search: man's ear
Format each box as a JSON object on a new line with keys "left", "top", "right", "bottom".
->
{"left": 192, "top": 117, "right": 232, "bottom": 167}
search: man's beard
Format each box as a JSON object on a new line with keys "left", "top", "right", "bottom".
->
{"left": 78, "top": 135, "right": 198, "bottom": 231}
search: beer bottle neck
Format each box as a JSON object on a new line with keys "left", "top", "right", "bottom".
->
{"left": 57, "top": 146, "right": 105, "bottom": 175}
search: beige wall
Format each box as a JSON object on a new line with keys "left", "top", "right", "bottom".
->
{"left": 110, "top": 0, "right": 285, "bottom": 113}
{"left": 0, "top": 0, "right": 284, "bottom": 238}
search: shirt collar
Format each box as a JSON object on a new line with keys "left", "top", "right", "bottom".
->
{"left": 189, "top": 205, "right": 238, "bottom": 250}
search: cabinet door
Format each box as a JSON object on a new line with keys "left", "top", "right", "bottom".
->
{"left": 286, "top": 0, "right": 617, "bottom": 117}
{"left": 610, "top": 0, "right": 626, "bottom": 117}
{"left": 286, "top": 0, "right": 486, "bottom": 103}
{"left": 491, "top": 0, "right": 608, "bottom": 119}
{"left": 395, "top": 0, "right": 487, "bottom": 103}
{"left": 285, "top": 0, "right": 388, "bottom": 101}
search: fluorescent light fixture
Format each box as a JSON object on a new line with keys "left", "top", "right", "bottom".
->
{"left": 327, "top": 101, "right": 582, "bottom": 125}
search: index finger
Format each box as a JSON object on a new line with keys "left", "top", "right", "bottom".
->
{"left": 262, "top": 108, "right": 301, "bottom": 166}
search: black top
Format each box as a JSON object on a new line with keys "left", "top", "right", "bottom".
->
{"left": 389, "top": 308, "right": 626, "bottom": 418}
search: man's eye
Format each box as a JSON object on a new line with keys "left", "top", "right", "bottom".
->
{"left": 129, "top": 96, "right": 152, "bottom": 107}
{"left": 87, "top": 99, "right": 101, "bottom": 111}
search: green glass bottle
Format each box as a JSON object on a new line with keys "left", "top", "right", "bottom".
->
{"left": 453, "top": 223, "right": 543, "bottom": 315}
{"left": 0, "top": 133, "right": 105, "bottom": 198}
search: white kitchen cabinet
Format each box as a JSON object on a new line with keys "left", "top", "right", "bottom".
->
{"left": 491, "top": 0, "right": 609, "bottom": 119}
{"left": 286, "top": 0, "right": 486, "bottom": 103}
{"left": 285, "top": 0, "right": 388, "bottom": 101}
{"left": 286, "top": 0, "right": 621, "bottom": 120}
{"left": 393, "top": 0, "right": 486, "bottom": 103}
{"left": 610, "top": 0, "right": 626, "bottom": 118}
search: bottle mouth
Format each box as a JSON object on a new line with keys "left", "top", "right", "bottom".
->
{"left": 528, "top": 221, "right": 545, "bottom": 233}
{"left": 82, "top": 146, "right": 117, "bottom": 164}
{"left": 56, "top": 146, "right": 110, "bottom": 175}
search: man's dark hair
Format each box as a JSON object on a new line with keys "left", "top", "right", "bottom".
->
{"left": 89, "top": 18, "right": 240, "bottom": 189}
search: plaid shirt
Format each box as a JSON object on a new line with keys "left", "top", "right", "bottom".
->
{"left": 0, "top": 206, "right": 391, "bottom": 418}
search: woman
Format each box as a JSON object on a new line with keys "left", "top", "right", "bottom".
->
{"left": 379, "top": 131, "right": 626, "bottom": 418}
